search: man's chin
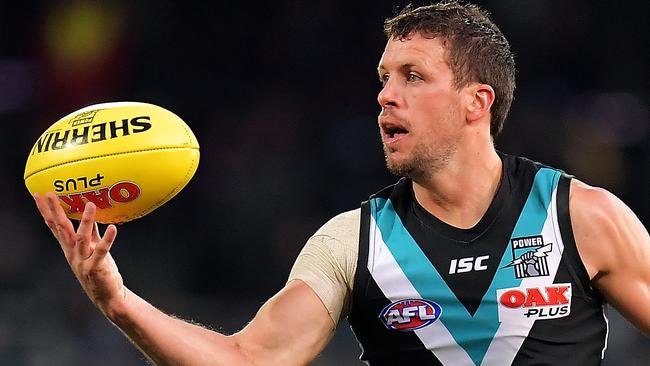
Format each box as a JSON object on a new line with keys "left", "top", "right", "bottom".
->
{"left": 385, "top": 158, "right": 414, "bottom": 178}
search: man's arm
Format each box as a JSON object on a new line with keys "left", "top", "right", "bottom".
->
{"left": 570, "top": 179, "right": 650, "bottom": 335}
{"left": 34, "top": 192, "right": 334, "bottom": 365}
{"left": 110, "top": 280, "right": 333, "bottom": 366}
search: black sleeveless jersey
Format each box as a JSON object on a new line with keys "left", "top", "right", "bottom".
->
{"left": 348, "top": 154, "right": 608, "bottom": 366}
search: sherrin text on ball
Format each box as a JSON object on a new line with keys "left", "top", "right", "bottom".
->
{"left": 24, "top": 101, "right": 200, "bottom": 223}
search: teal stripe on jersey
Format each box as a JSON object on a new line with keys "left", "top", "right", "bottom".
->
{"left": 370, "top": 168, "right": 561, "bottom": 365}
{"left": 495, "top": 167, "right": 561, "bottom": 287}
{"left": 511, "top": 168, "right": 561, "bottom": 238}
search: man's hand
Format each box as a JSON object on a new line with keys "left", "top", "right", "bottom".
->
{"left": 34, "top": 192, "right": 125, "bottom": 315}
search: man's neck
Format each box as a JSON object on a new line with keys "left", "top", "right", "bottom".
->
{"left": 412, "top": 148, "right": 502, "bottom": 229}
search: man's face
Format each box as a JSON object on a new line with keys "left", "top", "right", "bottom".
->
{"left": 377, "top": 33, "right": 465, "bottom": 180}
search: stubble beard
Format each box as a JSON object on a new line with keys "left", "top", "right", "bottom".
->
{"left": 384, "top": 138, "right": 457, "bottom": 182}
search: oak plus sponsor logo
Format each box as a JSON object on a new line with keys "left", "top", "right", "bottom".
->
{"left": 503, "top": 235, "right": 553, "bottom": 279}
{"left": 54, "top": 173, "right": 105, "bottom": 192}
{"left": 58, "top": 181, "right": 142, "bottom": 213}
{"left": 379, "top": 299, "right": 442, "bottom": 331}
{"left": 497, "top": 284, "right": 571, "bottom": 322}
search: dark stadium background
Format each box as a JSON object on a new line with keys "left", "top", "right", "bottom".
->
{"left": 1, "top": 1, "right": 648, "bottom": 365}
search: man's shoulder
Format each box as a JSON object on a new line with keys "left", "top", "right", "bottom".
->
{"left": 500, "top": 152, "right": 566, "bottom": 175}
{"left": 568, "top": 179, "right": 641, "bottom": 278}
{"left": 312, "top": 178, "right": 410, "bottom": 244}
{"left": 313, "top": 208, "right": 361, "bottom": 240}
{"left": 569, "top": 179, "right": 629, "bottom": 236}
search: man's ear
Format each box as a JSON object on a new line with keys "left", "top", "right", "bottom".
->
{"left": 465, "top": 83, "right": 495, "bottom": 123}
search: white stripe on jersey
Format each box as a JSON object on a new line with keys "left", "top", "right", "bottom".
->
{"left": 368, "top": 214, "right": 476, "bottom": 366}
{"left": 481, "top": 186, "right": 565, "bottom": 365}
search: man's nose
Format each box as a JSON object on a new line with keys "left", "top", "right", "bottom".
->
{"left": 377, "top": 79, "right": 401, "bottom": 109}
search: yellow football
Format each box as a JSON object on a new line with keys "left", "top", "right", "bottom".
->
{"left": 24, "top": 101, "right": 200, "bottom": 224}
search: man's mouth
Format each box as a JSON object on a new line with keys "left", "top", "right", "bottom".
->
{"left": 381, "top": 122, "right": 409, "bottom": 145}
{"left": 384, "top": 125, "right": 408, "bottom": 139}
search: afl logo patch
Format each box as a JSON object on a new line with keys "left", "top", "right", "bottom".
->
{"left": 379, "top": 299, "right": 442, "bottom": 331}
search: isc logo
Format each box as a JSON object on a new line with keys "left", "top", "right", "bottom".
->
{"left": 379, "top": 299, "right": 442, "bottom": 331}
{"left": 449, "top": 255, "right": 489, "bottom": 274}
{"left": 58, "top": 181, "right": 141, "bottom": 213}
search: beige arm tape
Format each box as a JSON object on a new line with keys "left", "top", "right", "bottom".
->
{"left": 287, "top": 209, "right": 360, "bottom": 325}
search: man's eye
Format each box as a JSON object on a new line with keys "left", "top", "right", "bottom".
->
{"left": 379, "top": 74, "right": 389, "bottom": 86}
{"left": 407, "top": 73, "right": 422, "bottom": 82}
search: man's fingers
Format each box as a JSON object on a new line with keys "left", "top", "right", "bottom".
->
{"left": 34, "top": 192, "right": 46, "bottom": 214}
{"left": 34, "top": 193, "right": 54, "bottom": 227}
{"left": 76, "top": 201, "right": 97, "bottom": 259}
{"left": 41, "top": 192, "right": 76, "bottom": 248}
{"left": 36, "top": 192, "right": 117, "bottom": 272}
{"left": 90, "top": 224, "right": 118, "bottom": 266}
{"left": 92, "top": 222, "right": 101, "bottom": 242}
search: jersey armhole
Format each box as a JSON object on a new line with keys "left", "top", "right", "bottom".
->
{"left": 349, "top": 200, "right": 371, "bottom": 319}
{"left": 557, "top": 174, "right": 603, "bottom": 301}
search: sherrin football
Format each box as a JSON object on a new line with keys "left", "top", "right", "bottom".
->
{"left": 24, "top": 101, "right": 200, "bottom": 224}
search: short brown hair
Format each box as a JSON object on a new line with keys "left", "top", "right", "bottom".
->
{"left": 384, "top": 1, "right": 516, "bottom": 137}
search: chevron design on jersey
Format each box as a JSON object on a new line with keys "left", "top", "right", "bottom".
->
{"left": 368, "top": 168, "right": 562, "bottom": 366}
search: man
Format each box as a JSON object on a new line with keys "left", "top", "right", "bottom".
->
{"left": 34, "top": 1, "right": 650, "bottom": 365}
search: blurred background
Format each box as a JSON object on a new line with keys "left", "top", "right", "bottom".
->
{"left": 1, "top": 0, "right": 648, "bottom": 365}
